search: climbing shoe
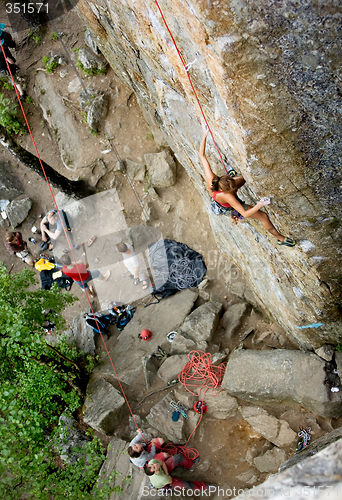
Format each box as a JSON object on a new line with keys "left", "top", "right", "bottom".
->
{"left": 228, "top": 168, "right": 237, "bottom": 177}
{"left": 277, "top": 237, "right": 296, "bottom": 247}
{"left": 189, "top": 456, "right": 201, "bottom": 471}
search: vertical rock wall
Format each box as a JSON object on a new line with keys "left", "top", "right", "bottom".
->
{"left": 77, "top": 0, "right": 342, "bottom": 348}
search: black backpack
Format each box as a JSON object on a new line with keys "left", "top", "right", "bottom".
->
{"left": 40, "top": 270, "right": 73, "bottom": 291}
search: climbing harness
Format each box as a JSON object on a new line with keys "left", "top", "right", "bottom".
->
{"left": 296, "top": 426, "right": 311, "bottom": 452}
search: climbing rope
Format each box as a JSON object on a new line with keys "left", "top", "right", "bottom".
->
{"left": 178, "top": 350, "right": 226, "bottom": 397}
{"left": 161, "top": 443, "right": 199, "bottom": 461}
{"left": 152, "top": 0, "right": 229, "bottom": 174}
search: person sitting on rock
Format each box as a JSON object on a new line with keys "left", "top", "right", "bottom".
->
{"left": 0, "top": 32, "right": 24, "bottom": 97}
{"left": 199, "top": 126, "right": 296, "bottom": 247}
{"left": 60, "top": 254, "right": 110, "bottom": 298}
{"left": 115, "top": 242, "right": 149, "bottom": 290}
{"left": 40, "top": 209, "right": 71, "bottom": 250}
{"left": 4, "top": 231, "right": 34, "bottom": 266}
{"left": 128, "top": 428, "right": 170, "bottom": 469}
{"left": 145, "top": 454, "right": 209, "bottom": 492}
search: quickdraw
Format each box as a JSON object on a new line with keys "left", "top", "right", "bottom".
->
{"left": 168, "top": 400, "right": 188, "bottom": 419}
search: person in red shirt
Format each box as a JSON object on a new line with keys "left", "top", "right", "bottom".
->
{"left": 4, "top": 231, "right": 34, "bottom": 265}
{"left": 60, "top": 254, "right": 110, "bottom": 297}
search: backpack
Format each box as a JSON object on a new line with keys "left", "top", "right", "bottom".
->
{"left": 40, "top": 270, "right": 73, "bottom": 291}
{"left": 107, "top": 303, "right": 135, "bottom": 331}
{"left": 85, "top": 312, "right": 113, "bottom": 335}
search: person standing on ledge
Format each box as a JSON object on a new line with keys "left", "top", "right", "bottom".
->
{"left": 199, "top": 127, "right": 296, "bottom": 247}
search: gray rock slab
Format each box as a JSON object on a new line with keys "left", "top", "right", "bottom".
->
{"left": 179, "top": 300, "right": 223, "bottom": 344}
{"left": 84, "top": 28, "right": 100, "bottom": 54}
{"left": 157, "top": 354, "right": 190, "bottom": 383}
{"left": 170, "top": 332, "right": 197, "bottom": 355}
{"left": 222, "top": 303, "right": 248, "bottom": 339}
{"left": 336, "top": 352, "right": 342, "bottom": 379}
{"left": 144, "top": 149, "right": 176, "bottom": 188}
{"left": 0, "top": 162, "right": 23, "bottom": 200}
{"left": 234, "top": 431, "right": 342, "bottom": 500}
{"left": 94, "top": 290, "right": 198, "bottom": 386}
{"left": 56, "top": 414, "right": 90, "bottom": 464}
{"left": 5, "top": 196, "right": 32, "bottom": 228}
{"left": 142, "top": 355, "right": 161, "bottom": 390}
{"left": 204, "top": 391, "right": 238, "bottom": 419}
{"left": 70, "top": 312, "right": 96, "bottom": 355}
{"left": 35, "top": 72, "right": 81, "bottom": 170}
{"left": 254, "top": 447, "right": 286, "bottom": 473}
{"left": 126, "top": 159, "right": 146, "bottom": 181}
{"left": 240, "top": 406, "right": 297, "bottom": 447}
{"left": 77, "top": 47, "right": 107, "bottom": 70}
{"left": 314, "top": 344, "right": 335, "bottom": 362}
{"left": 99, "top": 437, "right": 153, "bottom": 500}
{"left": 222, "top": 349, "right": 342, "bottom": 417}
{"left": 83, "top": 377, "right": 126, "bottom": 435}
{"left": 147, "top": 393, "right": 196, "bottom": 443}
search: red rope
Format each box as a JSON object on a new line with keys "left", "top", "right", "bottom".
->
{"left": 0, "top": 40, "right": 143, "bottom": 439}
{"left": 152, "top": 0, "right": 229, "bottom": 174}
{"left": 178, "top": 350, "right": 226, "bottom": 397}
{"left": 162, "top": 443, "right": 199, "bottom": 461}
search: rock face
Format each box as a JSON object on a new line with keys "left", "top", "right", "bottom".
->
{"left": 56, "top": 414, "right": 90, "bottom": 464}
{"left": 79, "top": 0, "right": 342, "bottom": 348}
{"left": 240, "top": 406, "right": 297, "bottom": 447}
{"left": 83, "top": 377, "right": 126, "bottom": 435}
{"left": 144, "top": 149, "right": 176, "bottom": 188}
{"left": 222, "top": 349, "right": 342, "bottom": 418}
{"left": 0, "top": 162, "right": 23, "bottom": 200}
{"left": 254, "top": 447, "right": 286, "bottom": 473}
{"left": 234, "top": 433, "right": 342, "bottom": 500}
{"left": 5, "top": 196, "right": 32, "bottom": 228}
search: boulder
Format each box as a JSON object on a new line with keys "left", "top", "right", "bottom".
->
{"left": 240, "top": 406, "right": 297, "bottom": 447}
{"left": 126, "top": 159, "right": 146, "bottom": 181}
{"left": 55, "top": 414, "right": 90, "bottom": 464}
{"left": 179, "top": 300, "right": 223, "bottom": 345}
{"left": 314, "top": 344, "right": 335, "bottom": 362}
{"left": 84, "top": 28, "right": 100, "bottom": 54}
{"left": 0, "top": 162, "right": 23, "bottom": 200}
{"left": 70, "top": 311, "right": 96, "bottom": 355}
{"left": 254, "top": 447, "right": 287, "bottom": 473}
{"left": 203, "top": 391, "right": 238, "bottom": 419}
{"left": 88, "top": 158, "right": 107, "bottom": 187}
{"left": 144, "top": 149, "right": 176, "bottom": 188}
{"left": 99, "top": 437, "right": 152, "bottom": 500}
{"left": 5, "top": 196, "right": 32, "bottom": 228}
{"left": 142, "top": 354, "right": 162, "bottom": 390}
{"left": 336, "top": 352, "right": 342, "bottom": 379}
{"left": 221, "top": 303, "right": 248, "bottom": 339}
{"left": 222, "top": 349, "right": 342, "bottom": 418}
{"left": 77, "top": 47, "right": 107, "bottom": 71}
{"left": 170, "top": 332, "right": 197, "bottom": 355}
{"left": 83, "top": 377, "right": 126, "bottom": 435}
{"left": 87, "top": 93, "right": 109, "bottom": 131}
{"left": 147, "top": 393, "right": 197, "bottom": 443}
{"left": 157, "top": 354, "right": 189, "bottom": 383}
{"left": 54, "top": 192, "right": 90, "bottom": 230}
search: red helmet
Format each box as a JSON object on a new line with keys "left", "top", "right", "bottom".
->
{"left": 139, "top": 329, "right": 153, "bottom": 340}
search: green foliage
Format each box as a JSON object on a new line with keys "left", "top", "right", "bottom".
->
{"left": 72, "top": 46, "right": 81, "bottom": 53}
{"left": 90, "top": 128, "right": 98, "bottom": 136}
{"left": 0, "top": 93, "right": 26, "bottom": 134}
{"left": 27, "top": 29, "right": 41, "bottom": 44}
{"left": 145, "top": 130, "right": 154, "bottom": 140}
{"left": 144, "top": 172, "right": 151, "bottom": 192}
{"left": 51, "top": 31, "right": 59, "bottom": 41}
{"left": 76, "top": 60, "right": 107, "bottom": 76}
{"left": 0, "top": 77, "right": 15, "bottom": 91}
{"left": 0, "top": 266, "right": 115, "bottom": 499}
{"left": 336, "top": 344, "right": 342, "bottom": 352}
{"left": 42, "top": 55, "right": 60, "bottom": 73}
{"left": 25, "top": 95, "right": 33, "bottom": 104}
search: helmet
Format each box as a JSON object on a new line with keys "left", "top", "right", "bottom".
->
{"left": 138, "top": 329, "right": 152, "bottom": 340}
{"left": 193, "top": 401, "right": 207, "bottom": 414}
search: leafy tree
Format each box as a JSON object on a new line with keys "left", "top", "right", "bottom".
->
{"left": 0, "top": 265, "right": 118, "bottom": 499}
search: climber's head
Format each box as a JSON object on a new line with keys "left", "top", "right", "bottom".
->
{"left": 211, "top": 175, "right": 236, "bottom": 193}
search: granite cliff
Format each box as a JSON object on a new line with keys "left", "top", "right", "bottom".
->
{"left": 77, "top": 0, "right": 342, "bottom": 348}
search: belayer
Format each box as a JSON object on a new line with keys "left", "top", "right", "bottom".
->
{"left": 199, "top": 127, "right": 296, "bottom": 247}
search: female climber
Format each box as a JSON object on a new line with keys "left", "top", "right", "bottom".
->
{"left": 199, "top": 127, "right": 296, "bottom": 247}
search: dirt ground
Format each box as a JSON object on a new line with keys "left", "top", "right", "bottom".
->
{"left": 1, "top": 8, "right": 340, "bottom": 495}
